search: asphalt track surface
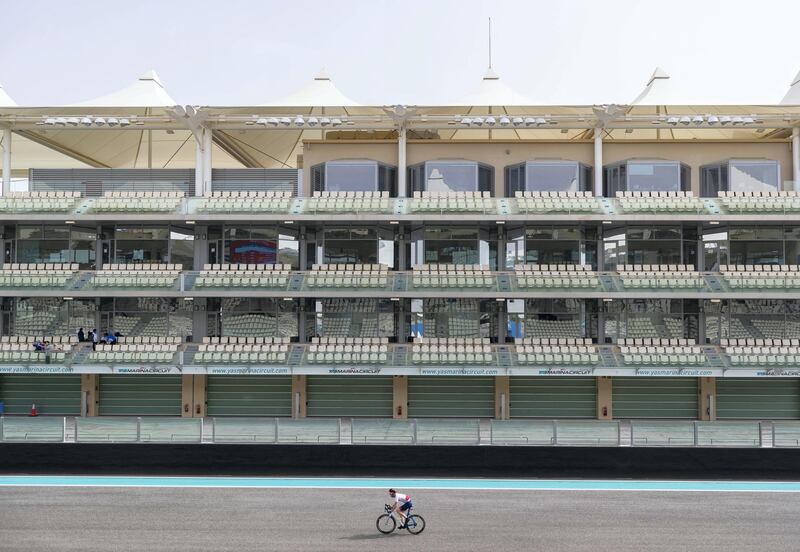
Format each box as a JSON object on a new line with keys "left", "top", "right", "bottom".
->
{"left": 1, "top": 484, "right": 798, "bottom": 552}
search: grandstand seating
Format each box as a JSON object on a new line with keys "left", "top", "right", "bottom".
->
{"left": 196, "top": 190, "right": 293, "bottom": 212}
{"left": 617, "top": 265, "right": 704, "bottom": 289}
{"left": 718, "top": 190, "right": 800, "bottom": 212}
{"left": 514, "top": 264, "right": 599, "bottom": 289}
{"left": 195, "top": 336, "right": 290, "bottom": 363}
{"left": 618, "top": 338, "right": 705, "bottom": 365}
{"left": 0, "top": 263, "right": 78, "bottom": 288}
{"left": 412, "top": 264, "right": 495, "bottom": 288}
{"left": 722, "top": 338, "right": 800, "bottom": 366}
{"left": 720, "top": 265, "right": 800, "bottom": 289}
{"left": 514, "top": 191, "right": 601, "bottom": 213}
{"left": 307, "top": 264, "right": 389, "bottom": 288}
{"left": 411, "top": 337, "right": 493, "bottom": 364}
{"left": 90, "top": 191, "right": 183, "bottom": 212}
{"left": 304, "top": 191, "right": 390, "bottom": 213}
{"left": 616, "top": 191, "right": 705, "bottom": 213}
{"left": 194, "top": 264, "right": 291, "bottom": 288}
{"left": 410, "top": 191, "right": 495, "bottom": 212}
{"left": 89, "top": 336, "right": 181, "bottom": 363}
{"left": 0, "top": 336, "right": 76, "bottom": 363}
{"left": 306, "top": 337, "right": 389, "bottom": 364}
{"left": 515, "top": 337, "right": 599, "bottom": 365}
{"left": 0, "top": 191, "right": 81, "bottom": 213}
{"left": 92, "top": 264, "right": 182, "bottom": 288}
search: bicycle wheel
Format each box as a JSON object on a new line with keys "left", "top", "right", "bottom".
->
{"left": 405, "top": 514, "right": 426, "bottom": 535}
{"left": 376, "top": 514, "right": 396, "bottom": 534}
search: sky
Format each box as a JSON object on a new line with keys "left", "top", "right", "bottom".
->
{"left": 1, "top": 0, "right": 799, "bottom": 106}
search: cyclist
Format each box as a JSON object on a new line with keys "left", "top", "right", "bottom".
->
{"left": 388, "top": 489, "right": 413, "bottom": 528}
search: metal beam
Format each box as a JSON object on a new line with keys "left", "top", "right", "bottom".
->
{"left": 13, "top": 129, "right": 110, "bottom": 168}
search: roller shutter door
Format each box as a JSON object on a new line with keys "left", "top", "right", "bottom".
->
{"left": 307, "top": 376, "right": 393, "bottom": 417}
{"left": 206, "top": 376, "right": 291, "bottom": 417}
{"left": 717, "top": 378, "right": 800, "bottom": 419}
{"left": 0, "top": 375, "right": 80, "bottom": 415}
{"left": 408, "top": 377, "right": 495, "bottom": 418}
{"left": 510, "top": 377, "right": 596, "bottom": 418}
{"left": 613, "top": 378, "right": 697, "bottom": 419}
{"left": 98, "top": 375, "right": 181, "bottom": 416}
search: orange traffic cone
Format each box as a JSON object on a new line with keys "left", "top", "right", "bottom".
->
{"left": 30, "top": 402, "right": 37, "bottom": 417}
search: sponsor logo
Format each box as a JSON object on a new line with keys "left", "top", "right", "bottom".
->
{"left": 327, "top": 367, "right": 381, "bottom": 374}
{"left": 537, "top": 368, "right": 592, "bottom": 376}
{"left": 0, "top": 366, "right": 72, "bottom": 374}
{"left": 208, "top": 367, "right": 290, "bottom": 375}
{"left": 419, "top": 368, "right": 499, "bottom": 376}
{"left": 756, "top": 369, "right": 800, "bottom": 377}
{"left": 637, "top": 369, "right": 714, "bottom": 377}
{"left": 115, "top": 367, "right": 176, "bottom": 374}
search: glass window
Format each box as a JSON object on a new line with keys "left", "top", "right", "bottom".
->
{"left": 224, "top": 225, "right": 280, "bottom": 265}
{"left": 317, "top": 299, "right": 395, "bottom": 339}
{"left": 729, "top": 160, "right": 779, "bottom": 193}
{"left": 525, "top": 162, "right": 580, "bottom": 192}
{"left": 324, "top": 162, "right": 378, "bottom": 192}
{"left": 425, "top": 161, "right": 477, "bottom": 193}
{"left": 627, "top": 162, "right": 681, "bottom": 192}
{"left": 115, "top": 226, "right": 169, "bottom": 241}
{"left": 170, "top": 229, "right": 194, "bottom": 269}
{"left": 419, "top": 298, "right": 497, "bottom": 340}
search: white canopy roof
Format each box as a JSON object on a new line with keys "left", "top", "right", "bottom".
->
{"left": 265, "top": 71, "right": 360, "bottom": 107}
{"left": 0, "top": 84, "right": 17, "bottom": 107}
{"left": 780, "top": 69, "right": 800, "bottom": 105}
{"left": 631, "top": 67, "right": 674, "bottom": 105}
{"left": 72, "top": 70, "right": 177, "bottom": 107}
{"left": 453, "top": 68, "right": 534, "bottom": 107}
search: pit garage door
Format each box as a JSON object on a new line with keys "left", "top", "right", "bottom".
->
{"left": 613, "top": 378, "right": 698, "bottom": 419}
{"left": 717, "top": 378, "right": 800, "bottom": 419}
{"left": 0, "top": 375, "right": 80, "bottom": 415}
{"left": 206, "top": 376, "right": 291, "bottom": 417}
{"left": 98, "top": 375, "right": 182, "bottom": 416}
{"left": 510, "top": 377, "right": 596, "bottom": 418}
{"left": 408, "top": 377, "right": 495, "bottom": 418}
{"left": 307, "top": 376, "right": 393, "bottom": 417}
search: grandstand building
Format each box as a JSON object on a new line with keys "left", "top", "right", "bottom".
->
{"left": 1, "top": 68, "right": 800, "bottom": 421}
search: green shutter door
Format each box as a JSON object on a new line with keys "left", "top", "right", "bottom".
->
{"left": 408, "top": 377, "right": 495, "bottom": 418}
{"left": 98, "top": 375, "right": 181, "bottom": 416}
{"left": 306, "top": 376, "right": 393, "bottom": 417}
{"left": 613, "top": 377, "right": 698, "bottom": 419}
{"left": 206, "top": 376, "right": 291, "bottom": 417}
{"left": 0, "top": 375, "right": 80, "bottom": 415}
{"left": 717, "top": 378, "right": 800, "bottom": 419}
{"left": 510, "top": 377, "right": 596, "bottom": 418}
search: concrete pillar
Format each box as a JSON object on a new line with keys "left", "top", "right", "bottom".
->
{"left": 495, "top": 376, "right": 510, "bottom": 420}
{"left": 203, "top": 128, "right": 213, "bottom": 194}
{"left": 192, "top": 305, "right": 207, "bottom": 343}
{"left": 593, "top": 131, "right": 603, "bottom": 197}
{"left": 699, "top": 377, "right": 716, "bottom": 421}
{"left": 181, "top": 375, "right": 194, "bottom": 418}
{"left": 193, "top": 375, "right": 207, "bottom": 418}
{"left": 1, "top": 128, "right": 10, "bottom": 197}
{"left": 397, "top": 127, "right": 407, "bottom": 197}
{"left": 597, "top": 376, "right": 612, "bottom": 419}
{"left": 793, "top": 128, "right": 800, "bottom": 191}
{"left": 291, "top": 375, "right": 307, "bottom": 418}
{"left": 192, "top": 224, "right": 208, "bottom": 271}
{"left": 393, "top": 375, "right": 408, "bottom": 419}
{"left": 80, "top": 374, "right": 99, "bottom": 416}
{"left": 194, "top": 137, "right": 204, "bottom": 197}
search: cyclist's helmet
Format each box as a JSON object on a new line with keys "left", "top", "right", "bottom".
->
{"left": 388, "top": 489, "right": 396, "bottom": 495}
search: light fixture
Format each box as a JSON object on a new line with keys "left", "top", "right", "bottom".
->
{"left": 460, "top": 117, "right": 472, "bottom": 125}
{"left": 707, "top": 115, "right": 719, "bottom": 125}
{"left": 186, "top": 220, "right": 196, "bottom": 225}
{"left": 64, "top": 220, "right": 75, "bottom": 224}
{"left": 472, "top": 117, "right": 484, "bottom": 126}
{"left": 279, "top": 117, "right": 292, "bottom": 126}
{"left": 602, "top": 298, "right": 613, "bottom": 302}
{"left": 66, "top": 117, "right": 80, "bottom": 126}
{"left": 709, "top": 221, "right": 719, "bottom": 225}
{"left": 485, "top": 116, "right": 496, "bottom": 126}
{"left": 535, "top": 117, "right": 547, "bottom": 126}
{"left": 692, "top": 116, "right": 704, "bottom": 125}
{"left": 330, "top": 118, "right": 342, "bottom": 127}
{"left": 602, "top": 220, "right": 612, "bottom": 225}
{"left": 710, "top": 299, "right": 721, "bottom": 303}
{"left": 256, "top": 118, "right": 268, "bottom": 126}
{"left": 107, "top": 117, "right": 119, "bottom": 127}
{"left": 320, "top": 117, "right": 331, "bottom": 127}
{"left": 731, "top": 116, "right": 743, "bottom": 125}
{"left": 265, "top": 117, "right": 277, "bottom": 127}
{"left": 719, "top": 116, "right": 731, "bottom": 125}
{"left": 511, "top": 117, "right": 524, "bottom": 126}
{"left": 742, "top": 116, "right": 754, "bottom": 124}
{"left": 499, "top": 116, "right": 510, "bottom": 126}
{"left": 119, "top": 118, "right": 131, "bottom": 127}
{"left": 282, "top": 220, "right": 295, "bottom": 224}
{"left": 679, "top": 116, "right": 691, "bottom": 125}
{"left": 63, "top": 297, "right": 74, "bottom": 301}
{"left": 307, "top": 117, "right": 319, "bottom": 127}
{"left": 524, "top": 117, "right": 536, "bottom": 127}
{"left": 293, "top": 116, "right": 305, "bottom": 126}
{"left": 55, "top": 117, "right": 67, "bottom": 126}
{"left": 389, "top": 220, "right": 399, "bottom": 225}
{"left": 390, "top": 297, "right": 400, "bottom": 302}
{"left": 94, "top": 117, "right": 106, "bottom": 126}
{"left": 496, "top": 220, "right": 505, "bottom": 225}
{"left": 44, "top": 118, "right": 56, "bottom": 126}
{"left": 183, "top": 297, "right": 194, "bottom": 301}
{"left": 666, "top": 116, "right": 679, "bottom": 125}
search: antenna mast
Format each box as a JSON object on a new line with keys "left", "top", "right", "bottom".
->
{"left": 488, "top": 17, "right": 492, "bottom": 69}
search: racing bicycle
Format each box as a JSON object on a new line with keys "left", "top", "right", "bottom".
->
{"left": 376, "top": 504, "right": 426, "bottom": 535}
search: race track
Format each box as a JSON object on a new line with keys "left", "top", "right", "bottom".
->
{"left": 0, "top": 482, "right": 796, "bottom": 551}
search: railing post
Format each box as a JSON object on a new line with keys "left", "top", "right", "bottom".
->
{"left": 1, "top": 416, "right": 4, "bottom": 442}
{"left": 693, "top": 421, "right": 699, "bottom": 447}
{"left": 63, "top": 417, "right": 67, "bottom": 443}
{"left": 553, "top": 419, "right": 558, "bottom": 446}
{"left": 211, "top": 417, "right": 216, "bottom": 443}
{"left": 275, "top": 417, "right": 280, "bottom": 444}
{"left": 199, "top": 417, "right": 205, "bottom": 444}
{"left": 136, "top": 417, "right": 142, "bottom": 442}
{"left": 758, "top": 422, "right": 763, "bottom": 448}
{"left": 412, "top": 418, "right": 417, "bottom": 445}
{"left": 629, "top": 421, "right": 634, "bottom": 447}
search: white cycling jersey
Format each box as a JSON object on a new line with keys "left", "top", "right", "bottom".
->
{"left": 394, "top": 493, "right": 411, "bottom": 504}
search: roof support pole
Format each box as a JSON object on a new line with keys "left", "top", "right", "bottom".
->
{"left": 1, "top": 128, "right": 10, "bottom": 196}
{"left": 203, "top": 128, "right": 213, "bottom": 195}
{"left": 397, "top": 126, "right": 407, "bottom": 197}
{"left": 194, "top": 136, "right": 204, "bottom": 197}
{"left": 793, "top": 128, "right": 800, "bottom": 191}
{"left": 593, "top": 131, "right": 603, "bottom": 197}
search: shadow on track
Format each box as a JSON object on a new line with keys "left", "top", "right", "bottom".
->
{"left": 342, "top": 533, "right": 405, "bottom": 540}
